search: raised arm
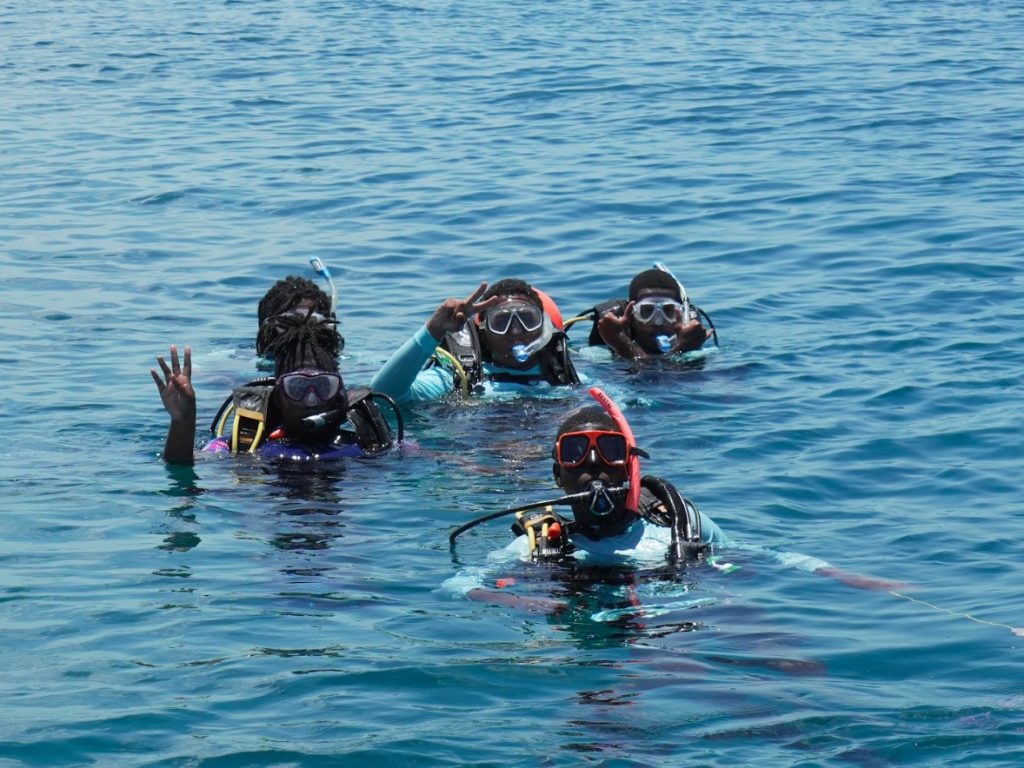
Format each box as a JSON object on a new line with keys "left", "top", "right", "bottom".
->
{"left": 371, "top": 283, "right": 501, "bottom": 401}
{"left": 151, "top": 345, "right": 196, "bottom": 465}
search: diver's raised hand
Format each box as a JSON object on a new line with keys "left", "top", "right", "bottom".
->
{"left": 151, "top": 345, "right": 195, "bottom": 422}
{"left": 667, "top": 317, "right": 713, "bottom": 354}
{"left": 425, "top": 282, "right": 502, "bottom": 340}
{"left": 597, "top": 301, "right": 644, "bottom": 358}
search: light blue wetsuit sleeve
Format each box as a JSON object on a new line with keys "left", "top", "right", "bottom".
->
{"left": 699, "top": 511, "right": 727, "bottom": 546}
{"left": 370, "top": 325, "right": 455, "bottom": 403}
{"left": 439, "top": 537, "right": 528, "bottom": 598}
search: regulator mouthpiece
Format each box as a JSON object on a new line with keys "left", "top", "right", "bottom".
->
{"left": 656, "top": 334, "right": 676, "bottom": 353}
{"left": 587, "top": 480, "right": 616, "bottom": 517}
{"left": 511, "top": 317, "right": 554, "bottom": 363}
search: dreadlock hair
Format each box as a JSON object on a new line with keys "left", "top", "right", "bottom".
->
{"left": 482, "top": 278, "right": 542, "bottom": 308}
{"left": 263, "top": 313, "right": 344, "bottom": 378}
{"left": 256, "top": 276, "right": 343, "bottom": 357}
{"left": 258, "top": 276, "right": 332, "bottom": 326}
{"left": 628, "top": 269, "right": 682, "bottom": 302}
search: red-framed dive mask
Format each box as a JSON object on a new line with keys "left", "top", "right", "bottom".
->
{"left": 555, "top": 430, "right": 629, "bottom": 468}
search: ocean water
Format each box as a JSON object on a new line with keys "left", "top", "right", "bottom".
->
{"left": 2, "top": 0, "right": 1024, "bottom": 765}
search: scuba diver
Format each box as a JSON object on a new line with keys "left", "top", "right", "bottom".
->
{"left": 151, "top": 273, "right": 401, "bottom": 465}
{"left": 445, "top": 388, "right": 724, "bottom": 608}
{"left": 569, "top": 266, "right": 718, "bottom": 359}
{"left": 445, "top": 388, "right": 902, "bottom": 612}
{"left": 371, "top": 278, "right": 581, "bottom": 403}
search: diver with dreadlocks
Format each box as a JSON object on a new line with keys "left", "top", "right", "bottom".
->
{"left": 152, "top": 275, "right": 400, "bottom": 464}
{"left": 573, "top": 266, "right": 717, "bottom": 359}
{"left": 370, "top": 279, "right": 581, "bottom": 403}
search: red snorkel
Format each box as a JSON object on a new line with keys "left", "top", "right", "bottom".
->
{"left": 589, "top": 386, "right": 641, "bottom": 514}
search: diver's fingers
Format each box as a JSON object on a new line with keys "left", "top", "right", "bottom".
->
{"left": 462, "top": 281, "right": 488, "bottom": 306}
{"left": 469, "top": 294, "right": 502, "bottom": 316}
{"left": 183, "top": 346, "right": 192, "bottom": 379}
{"left": 156, "top": 354, "right": 172, "bottom": 381}
{"left": 150, "top": 368, "right": 165, "bottom": 391}
{"left": 169, "top": 345, "right": 181, "bottom": 376}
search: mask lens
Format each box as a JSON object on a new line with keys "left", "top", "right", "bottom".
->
{"left": 595, "top": 434, "right": 628, "bottom": 464}
{"left": 486, "top": 307, "right": 514, "bottom": 335}
{"left": 514, "top": 305, "right": 543, "bottom": 332}
{"left": 632, "top": 298, "right": 681, "bottom": 326}
{"left": 279, "top": 372, "right": 341, "bottom": 403}
{"left": 557, "top": 434, "right": 591, "bottom": 466}
{"left": 659, "top": 301, "right": 680, "bottom": 322}
{"left": 633, "top": 300, "right": 657, "bottom": 323}
{"left": 485, "top": 303, "right": 544, "bottom": 335}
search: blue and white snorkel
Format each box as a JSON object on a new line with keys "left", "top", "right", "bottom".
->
{"left": 309, "top": 256, "right": 338, "bottom": 316}
{"left": 653, "top": 261, "right": 690, "bottom": 352}
{"left": 511, "top": 315, "right": 554, "bottom": 364}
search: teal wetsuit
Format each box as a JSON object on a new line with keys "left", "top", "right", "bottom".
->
{"left": 372, "top": 325, "right": 580, "bottom": 403}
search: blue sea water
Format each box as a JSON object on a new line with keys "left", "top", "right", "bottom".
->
{"left": 2, "top": 0, "right": 1024, "bottom": 765}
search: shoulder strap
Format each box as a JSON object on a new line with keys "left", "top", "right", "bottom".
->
{"left": 210, "top": 377, "right": 275, "bottom": 437}
{"left": 226, "top": 380, "right": 276, "bottom": 453}
{"left": 435, "top": 323, "right": 483, "bottom": 390}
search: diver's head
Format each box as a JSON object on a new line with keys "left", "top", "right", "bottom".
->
{"left": 479, "top": 278, "right": 547, "bottom": 369}
{"left": 627, "top": 269, "right": 685, "bottom": 354}
{"left": 263, "top": 302, "right": 346, "bottom": 443}
{"left": 257, "top": 276, "right": 338, "bottom": 356}
{"left": 262, "top": 302, "right": 343, "bottom": 377}
{"left": 552, "top": 406, "right": 631, "bottom": 529}
{"left": 274, "top": 366, "right": 348, "bottom": 444}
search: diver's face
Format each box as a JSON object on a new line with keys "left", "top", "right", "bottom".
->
{"left": 553, "top": 423, "right": 629, "bottom": 494}
{"left": 479, "top": 296, "right": 545, "bottom": 368}
{"left": 275, "top": 370, "right": 346, "bottom": 443}
{"left": 629, "top": 288, "right": 682, "bottom": 353}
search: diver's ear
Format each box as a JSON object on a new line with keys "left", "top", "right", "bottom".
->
{"left": 552, "top": 461, "right": 562, "bottom": 487}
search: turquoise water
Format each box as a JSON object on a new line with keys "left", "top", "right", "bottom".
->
{"left": 3, "top": 1, "right": 1024, "bottom": 765}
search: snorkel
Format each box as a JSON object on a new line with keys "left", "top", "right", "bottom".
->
{"left": 653, "top": 261, "right": 719, "bottom": 348}
{"left": 309, "top": 257, "right": 338, "bottom": 316}
{"left": 512, "top": 315, "right": 554, "bottom": 363}
{"left": 587, "top": 386, "right": 641, "bottom": 515}
{"left": 653, "top": 261, "right": 690, "bottom": 325}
